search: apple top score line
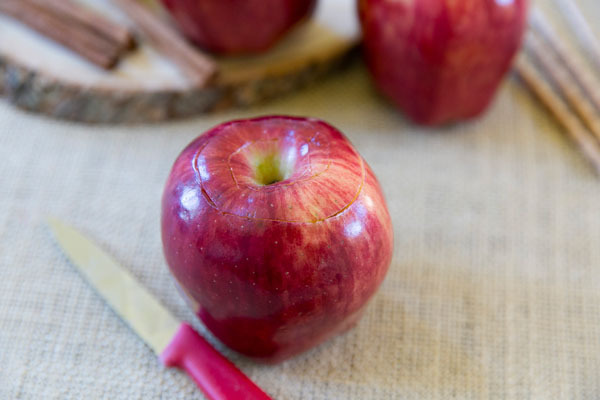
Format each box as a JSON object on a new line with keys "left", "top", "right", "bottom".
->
{"left": 189, "top": 117, "right": 367, "bottom": 224}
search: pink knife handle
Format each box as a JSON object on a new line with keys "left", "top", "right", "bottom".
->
{"left": 160, "top": 323, "right": 272, "bottom": 400}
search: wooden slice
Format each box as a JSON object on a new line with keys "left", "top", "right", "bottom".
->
{"left": 0, "top": 0, "right": 359, "bottom": 123}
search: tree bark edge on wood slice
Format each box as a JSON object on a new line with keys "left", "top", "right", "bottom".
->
{"left": 0, "top": 50, "right": 357, "bottom": 124}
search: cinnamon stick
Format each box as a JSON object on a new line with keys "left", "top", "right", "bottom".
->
{"left": 27, "top": 0, "right": 135, "bottom": 51}
{"left": 552, "top": 0, "right": 600, "bottom": 71}
{"left": 529, "top": 8, "right": 600, "bottom": 114}
{"left": 0, "top": 0, "right": 121, "bottom": 69}
{"left": 525, "top": 33, "right": 600, "bottom": 144}
{"left": 112, "top": 0, "right": 217, "bottom": 87}
{"left": 515, "top": 55, "right": 600, "bottom": 176}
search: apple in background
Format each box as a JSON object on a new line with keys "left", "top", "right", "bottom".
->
{"left": 160, "top": 0, "right": 317, "bottom": 54}
{"left": 359, "top": 0, "right": 529, "bottom": 125}
{"left": 161, "top": 116, "right": 393, "bottom": 363}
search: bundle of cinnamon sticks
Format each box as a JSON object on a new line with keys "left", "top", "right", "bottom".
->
{"left": 0, "top": 0, "right": 216, "bottom": 87}
{"left": 0, "top": 0, "right": 134, "bottom": 69}
{"left": 515, "top": 6, "right": 600, "bottom": 176}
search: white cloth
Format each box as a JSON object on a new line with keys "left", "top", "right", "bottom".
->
{"left": 1, "top": 1, "right": 600, "bottom": 397}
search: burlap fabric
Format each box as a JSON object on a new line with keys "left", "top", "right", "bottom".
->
{"left": 1, "top": 2, "right": 600, "bottom": 398}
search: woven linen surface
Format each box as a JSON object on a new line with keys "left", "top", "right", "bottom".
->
{"left": 2, "top": 3, "right": 600, "bottom": 399}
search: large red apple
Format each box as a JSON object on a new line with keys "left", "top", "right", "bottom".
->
{"left": 160, "top": 0, "right": 317, "bottom": 54}
{"left": 161, "top": 116, "right": 393, "bottom": 363}
{"left": 359, "top": 0, "right": 529, "bottom": 125}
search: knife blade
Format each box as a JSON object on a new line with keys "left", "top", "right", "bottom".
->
{"left": 48, "top": 217, "right": 271, "bottom": 400}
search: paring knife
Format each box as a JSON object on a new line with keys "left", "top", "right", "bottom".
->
{"left": 47, "top": 218, "right": 271, "bottom": 400}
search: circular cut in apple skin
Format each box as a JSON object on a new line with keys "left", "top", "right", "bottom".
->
{"left": 161, "top": 116, "right": 394, "bottom": 363}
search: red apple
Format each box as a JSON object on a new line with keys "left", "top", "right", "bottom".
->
{"left": 160, "top": 0, "right": 317, "bottom": 54}
{"left": 161, "top": 116, "right": 393, "bottom": 363}
{"left": 359, "top": 0, "right": 529, "bottom": 125}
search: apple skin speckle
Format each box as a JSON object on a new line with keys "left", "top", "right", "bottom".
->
{"left": 161, "top": 116, "right": 393, "bottom": 363}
